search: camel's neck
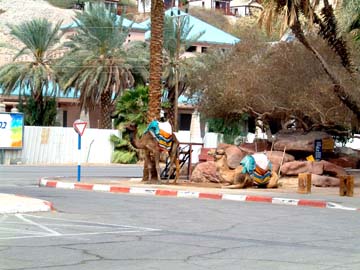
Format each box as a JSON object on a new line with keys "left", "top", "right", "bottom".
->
{"left": 129, "top": 129, "right": 145, "bottom": 149}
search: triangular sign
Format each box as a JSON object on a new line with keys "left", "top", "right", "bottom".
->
{"left": 73, "top": 121, "right": 87, "bottom": 136}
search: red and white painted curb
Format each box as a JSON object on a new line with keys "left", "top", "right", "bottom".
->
{"left": 39, "top": 178, "right": 359, "bottom": 211}
{"left": 0, "top": 193, "right": 54, "bottom": 214}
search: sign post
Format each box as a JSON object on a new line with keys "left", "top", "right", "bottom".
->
{"left": 73, "top": 119, "right": 87, "bottom": 182}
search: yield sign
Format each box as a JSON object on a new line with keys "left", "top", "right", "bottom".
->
{"left": 73, "top": 119, "right": 87, "bottom": 136}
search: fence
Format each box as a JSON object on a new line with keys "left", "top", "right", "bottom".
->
{"left": 1, "top": 126, "right": 120, "bottom": 165}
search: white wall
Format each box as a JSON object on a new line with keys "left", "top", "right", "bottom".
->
{"left": 3, "top": 126, "right": 120, "bottom": 165}
{"left": 189, "top": 0, "right": 212, "bottom": 9}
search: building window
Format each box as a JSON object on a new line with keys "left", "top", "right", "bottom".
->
{"left": 201, "top": 47, "right": 207, "bottom": 53}
{"left": 186, "top": 46, "right": 197, "bottom": 52}
{"left": 179, "top": 113, "right": 192, "bottom": 130}
{"left": 63, "top": 111, "right": 67, "bottom": 127}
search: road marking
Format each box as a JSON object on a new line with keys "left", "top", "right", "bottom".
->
{"left": 0, "top": 214, "right": 161, "bottom": 240}
{"left": 15, "top": 214, "right": 61, "bottom": 236}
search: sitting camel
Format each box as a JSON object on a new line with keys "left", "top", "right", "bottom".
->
{"left": 125, "top": 122, "right": 178, "bottom": 183}
{"left": 211, "top": 149, "right": 278, "bottom": 189}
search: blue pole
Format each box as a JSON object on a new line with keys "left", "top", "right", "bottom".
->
{"left": 77, "top": 134, "right": 81, "bottom": 182}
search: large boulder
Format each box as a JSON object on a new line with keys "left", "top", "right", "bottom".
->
{"left": 311, "top": 174, "right": 340, "bottom": 187}
{"left": 239, "top": 139, "right": 271, "bottom": 153}
{"left": 274, "top": 131, "right": 333, "bottom": 152}
{"left": 280, "top": 161, "right": 324, "bottom": 176}
{"left": 265, "top": 151, "right": 295, "bottom": 173}
{"left": 320, "top": 160, "right": 347, "bottom": 176}
{"left": 225, "top": 146, "right": 247, "bottom": 169}
{"left": 280, "top": 160, "right": 347, "bottom": 176}
{"left": 191, "top": 161, "right": 217, "bottom": 183}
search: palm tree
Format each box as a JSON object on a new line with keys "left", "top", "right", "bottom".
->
{"left": 148, "top": 0, "right": 164, "bottom": 124}
{"left": 144, "top": 0, "right": 164, "bottom": 181}
{"left": 0, "top": 18, "right": 62, "bottom": 126}
{"left": 259, "top": 0, "right": 360, "bottom": 120}
{"left": 57, "top": 2, "right": 140, "bottom": 129}
{"left": 162, "top": 13, "right": 204, "bottom": 128}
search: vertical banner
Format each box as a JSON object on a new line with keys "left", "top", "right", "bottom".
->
{"left": 314, "top": 139, "right": 322, "bottom": 161}
{"left": 0, "top": 112, "right": 24, "bottom": 149}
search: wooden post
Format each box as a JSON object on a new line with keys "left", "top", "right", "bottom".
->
{"left": 339, "top": 175, "right": 354, "bottom": 197}
{"left": 298, "top": 173, "right": 311, "bottom": 194}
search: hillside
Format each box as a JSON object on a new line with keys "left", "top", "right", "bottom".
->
{"left": 0, "top": 0, "right": 75, "bottom": 65}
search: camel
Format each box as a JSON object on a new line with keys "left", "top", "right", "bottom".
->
{"left": 125, "top": 123, "right": 179, "bottom": 183}
{"left": 211, "top": 149, "right": 278, "bottom": 189}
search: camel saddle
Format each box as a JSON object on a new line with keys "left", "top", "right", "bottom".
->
{"left": 144, "top": 120, "right": 173, "bottom": 151}
{"left": 240, "top": 153, "right": 272, "bottom": 186}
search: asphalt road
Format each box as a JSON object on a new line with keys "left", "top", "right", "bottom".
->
{"left": 0, "top": 165, "right": 143, "bottom": 185}
{"left": 1, "top": 166, "right": 360, "bottom": 269}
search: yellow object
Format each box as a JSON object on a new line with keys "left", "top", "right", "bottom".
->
{"left": 306, "top": 155, "right": 315, "bottom": 162}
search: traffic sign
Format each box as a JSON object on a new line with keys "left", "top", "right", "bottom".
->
{"left": 73, "top": 119, "right": 87, "bottom": 136}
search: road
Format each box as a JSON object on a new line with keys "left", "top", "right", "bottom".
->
{"left": 1, "top": 166, "right": 360, "bottom": 269}
{"left": 0, "top": 165, "right": 143, "bottom": 185}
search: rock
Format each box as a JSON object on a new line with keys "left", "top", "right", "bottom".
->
{"left": 265, "top": 151, "right": 295, "bottom": 172}
{"left": 319, "top": 160, "right": 347, "bottom": 176}
{"left": 280, "top": 161, "right": 324, "bottom": 176}
{"left": 274, "top": 131, "right": 333, "bottom": 152}
{"left": 311, "top": 174, "right": 340, "bottom": 187}
{"left": 327, "top": 156, "right": 359, "bottom": 169}
{"left": 225, "top": 145, "right": 246, "bottom": 169}
{"left": 191, "top": 161, "right": 217, "bottom": 183}
{"left": 239, "top": 139, "right": 270, "bottom": 153}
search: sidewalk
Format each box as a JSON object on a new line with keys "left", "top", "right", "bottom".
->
{"left": 0, "top": 193, "right": 54, "bottom": 214}
{"left": 38, "top": 176, "right": 360, "bottom": 212}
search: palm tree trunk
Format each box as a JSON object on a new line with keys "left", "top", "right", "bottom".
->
{"left": 145, "top": 0, "right": 164, "bottom": 181}
{"left": 148, "top": 0, "right": 164, "bottom": 123}
{"left": 100, "top": 90, "right": 112, "bottom": 129}
{"left": 290, "top": 21, "right": 360, "bottom": 120}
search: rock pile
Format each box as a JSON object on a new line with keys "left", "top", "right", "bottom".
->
{"left": 191, "top": 131, "right": 360, "bottom": 188}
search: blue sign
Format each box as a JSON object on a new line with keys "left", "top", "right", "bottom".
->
{"left": 314, "top": 139, "right": 322, "bottom": 161}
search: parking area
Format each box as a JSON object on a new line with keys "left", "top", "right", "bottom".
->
{"left": 0, "top": 213, "right": 161, "bottom": 240}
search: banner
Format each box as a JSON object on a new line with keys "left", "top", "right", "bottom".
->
{"left": 0, "top": 112, "right": 24, "bottom": 149}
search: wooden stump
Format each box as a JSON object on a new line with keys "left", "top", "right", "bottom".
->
{"left": 339, "top": 175, "right": 354, "bottom": 197}
{"left": 298, "top": 173, "right": 311, "bottom": 194}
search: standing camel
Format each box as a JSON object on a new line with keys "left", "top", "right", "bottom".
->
{"left": 125, "top": 123, "right": 178, "bottom": 183}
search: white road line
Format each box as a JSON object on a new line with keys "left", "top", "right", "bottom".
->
{"left": 22, "top": 214, "right": 160, "bottom": 231}
{"left": 0, "top": 227, "right": 48, "bottom": 235}
{"left": 0, "top": 229, "right": 161, "bottom": 240}
{"left": 15, "top": 214, "right": 61, "bottom": 236}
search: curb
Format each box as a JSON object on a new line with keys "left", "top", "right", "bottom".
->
{"left": 0, "top": 193, "right": 54, "bottom": 214}
{"left": 39, "top": 178, "right": 359, "bottom": 212}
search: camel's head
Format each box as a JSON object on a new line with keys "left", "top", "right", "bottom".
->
{"left": 125, "top": 123, "right": 137, "bottom": 132}
{"left": 209, "top": 148, "right": 225, "bottom": 161}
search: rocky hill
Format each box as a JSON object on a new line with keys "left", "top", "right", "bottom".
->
{"left": 0, "top": 0, "right": 76, "bottom": 65}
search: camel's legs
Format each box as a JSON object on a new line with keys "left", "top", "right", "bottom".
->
{"left": 266, "top": 171, "right": 279, "bottom": 188}
{"left": 145, "top": 152, "right": 152, "bottom": 182}
{"left": 154, "top": 151, "right": 161, "bottom": 184}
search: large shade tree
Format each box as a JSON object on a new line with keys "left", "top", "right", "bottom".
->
{"left": 57, "top": 2, "right": 138, "bottom": 129}
{"left": 259, "top": 0, "right": 360, "bottom": 122}
{"left": 187, "top": 37, "right": 360, "bottom": 138}
{"left": 0, "top": 18, "right": 62, "bottom": 126}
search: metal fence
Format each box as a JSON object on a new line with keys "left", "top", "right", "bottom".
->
{"left": 2, "top": 126, "right": 120, "bottom": 165}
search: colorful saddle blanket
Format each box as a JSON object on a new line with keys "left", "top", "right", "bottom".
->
{"left": 144, "top": 120, "right": 173, "bottom": 151}
{"left": 240, "top": 153, "right": 272, "bottom": 186}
